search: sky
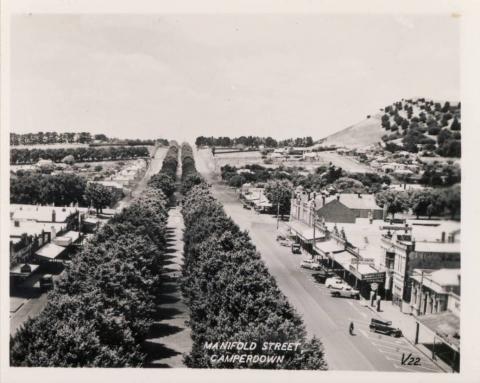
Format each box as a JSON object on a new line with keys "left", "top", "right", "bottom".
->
{"left": 10, "top": 14, "right": 459, "bottom": 142}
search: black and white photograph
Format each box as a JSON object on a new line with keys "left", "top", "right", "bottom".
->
{"left": 1, "top": 1, "right": 479, "bottom": 382}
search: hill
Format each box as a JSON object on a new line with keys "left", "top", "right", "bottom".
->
{"left": 319, "top": 114, "right": 384, "bottom": 148}
{"left": 320, "top": 98, "right": 461, "bottom": 158}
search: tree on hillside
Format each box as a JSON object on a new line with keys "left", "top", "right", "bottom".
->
{"left": 450, "top": 117, "right": 461, "bottom": 131}
{"left": 264, "top": 180, "right": 293, "bottom": 217}
{"left": 85, "top": 183, "right": 114, "bottom": 213}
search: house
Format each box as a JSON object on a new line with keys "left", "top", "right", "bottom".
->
{"left": 316, "top": 193, "right": 383, "bottom": 223}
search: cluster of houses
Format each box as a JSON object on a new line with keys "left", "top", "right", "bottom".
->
{"left": 9, "top": 203, "right": 114, "bottom": 290}
{"left": 287, "top": 186, "right": 460, "bottom": 368}
{"left": 90, "top": 158, "right": 147, "bottom": 195}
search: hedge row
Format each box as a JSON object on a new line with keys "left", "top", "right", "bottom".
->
{"left": 10, "top": 180, "right": 169, "bottom": 366}
{"left": 148, "top": 142, "right": 179, "bottom": 198}
{"left": 180, "top": 142, "right": 203, "bottom": 194}
{"left": 179, "top": 143, "right": 327, "bottom": 369}
{"left": 11, "top": 146, "right": 150, "bottom": 165}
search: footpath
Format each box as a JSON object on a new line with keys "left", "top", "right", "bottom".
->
{"left": 142, "top": 152, "right": 192, "bottom": 367}
{"left": 360, "top": 297, "right": 451, "bottom": 372}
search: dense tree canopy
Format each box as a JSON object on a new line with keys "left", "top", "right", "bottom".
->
{"left": 10, "top": 173, "right": 87, "bottom": 206}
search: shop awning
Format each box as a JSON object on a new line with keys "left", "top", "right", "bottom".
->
{"left": 314, "top": 239, "right": 344, "bottom": 255}
{"left": 330, "top": 251, "right": 353, "bottom": 268}
{"left": 35, "top": 243, "right": 66, "bottom": 260}
{"left": 417, "top": 311, "right": 460, "bottom": 351}
{"left": 348, "top": 263, "right": 385, "bottom": 282}
{"left": 288, "top": 221, "right": 326, "bottom": 242}
{"left": 10, "top": 264, "right": 40, "bottom": 278}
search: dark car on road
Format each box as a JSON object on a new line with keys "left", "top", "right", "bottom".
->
{"left": 40, "top": 274, "right": 54, "bottom": 292}
{"left": 311, "top": 270, "right": 335, "bottom": 284}
{"left": 291, "top": 243, "right": 301, "bottom": 254}
{"left": 369, "top": 318, "right": 402, "bottom": 337}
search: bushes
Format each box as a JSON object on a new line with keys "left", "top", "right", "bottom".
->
{"left": 179, "top": 144, "right": 327, "bottom": 369}
{"left": 10, "top": 173, "right": 170, "bottom": 366}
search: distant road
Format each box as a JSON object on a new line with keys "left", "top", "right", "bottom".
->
{"left": 116, "top": 147, "right": 168, "bottom": 210}
{"left": 316, "top": 151, "right": 373, "bottom": 173}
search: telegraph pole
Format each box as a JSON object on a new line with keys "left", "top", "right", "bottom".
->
{"left": 276, "top": 201, "right": 280, "bottom": 230}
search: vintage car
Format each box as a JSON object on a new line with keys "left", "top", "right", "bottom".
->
{"left": 291, "top": 243, "right": 302, "bottom": 254}
{"left": 325, "top": 276, "right": 344, "bottom": 288}
{"left": 276, "top": 235, "right": 292, "bottom": 247}
{"left": 369, "top": 318, "right": 403, "bottom": 337}
{"left": 311, "top": 270, "right": 335, "bottom": 284}
{"left": 329, "top": 285, "right": 360, "bottom": 299}
{"left": 40, "top": 274, "right": 54, "bottom": 292}
{"left": 300, "top": 259, "right": 321, "bottom": 270}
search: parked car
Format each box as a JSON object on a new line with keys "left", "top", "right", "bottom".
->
{"left": 311, "top": 270, "right": 335, "bottom": 284}
{"left": 329, "top": 285, "right": 360, "bottom": 299}
{"left": 300, "top": 259, "right": 321, "bottom": 270}
{"left": 291, "top": 243, "right": 301, "bottom": 254}
{"left": 325, "top": 276, "right": 344, "bottom": 288}
{"left": 369, "top": 318, "right": 403, "bottom": 337}
{"left": 40, "top": 274, "right": 54, "bottom": 292}
{"left": 276, "top": 235, "right": 291, "bottom": 247}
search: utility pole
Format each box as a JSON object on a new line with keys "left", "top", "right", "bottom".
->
{"left": 276, "top": 201, "right": 280, "bottom": 230}
{"left": 312, "top": 193, "right": 316, "bottom": 258}
{"left": 417, "top": 269, "right": 425, "bottom": 315}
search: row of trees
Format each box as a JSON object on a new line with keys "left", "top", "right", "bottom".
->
{"left": 10, "top": 132, "right": 170, "bottom": 147}
{"left": 221, "top": 164, "right": 391, "bottom": 194}
{"left": 11, "top": 146, "right": 150, "bottom": 165}
{"left": 10, "top": 173, "right": 122, "bottom": 209}
{"left": 10, "top": 171, "right": 170, "bottom": 366}
{"left": 179, "top": 144, "right": 327, "bottom": 369}
{"left": 375, "top": 185, "right": 461, "bottom": 219}
{"left": 148, "top": 142, "right": 179, "bottom": 198}
{"left": 195, "top": 136, "right": 314, "bottom": 148}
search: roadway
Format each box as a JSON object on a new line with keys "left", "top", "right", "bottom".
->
{"left": 194, "top": 148, "right": 442, "bottom": 373}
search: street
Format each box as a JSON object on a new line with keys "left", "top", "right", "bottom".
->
{"left": 194, "top": 148, "right": 442, "bottom": 373}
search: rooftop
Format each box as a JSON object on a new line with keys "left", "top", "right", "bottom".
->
{"left": 11, "top": 204, "right": 86, "bottom": 223}
{"left": 10, "top": 221, "right": 67, "bottom": 238}
{"left": 316, "top": 193, "right": 382, "bottom": 211}
{"left": 414, "top": 241, "right": 460, "bottom": 254}
{"left": 322, "top": 218, "right": 388, "bottom": 267}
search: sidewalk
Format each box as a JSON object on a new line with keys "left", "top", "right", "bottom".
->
{"left": 360, "top": 297, "right": 451, "bottom": 372}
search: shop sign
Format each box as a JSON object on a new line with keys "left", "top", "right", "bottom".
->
{"left": 363, "top": 272, "right": 385, "bottom": 283}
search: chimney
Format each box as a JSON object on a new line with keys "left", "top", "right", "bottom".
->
{"left": 14, "top": 220, "right": 20, "bottom": 227}
{"left": 52, "top": 209, "right": 56, "bottom": 222}
{"left": 404, "top": 183, "right": 407, "bottom": 190}
{"left": 441, "top": 231, "right": 446, "bottom": 243}
{"left": 357, "top": 193, "right": 361, "bottom": 198}
{"left": 322, "top": 196, "right": 326, "bottom": 206}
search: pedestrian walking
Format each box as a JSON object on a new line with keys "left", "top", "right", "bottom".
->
{"left": 349, "top": 321, "right": 355, "bottom": 335}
